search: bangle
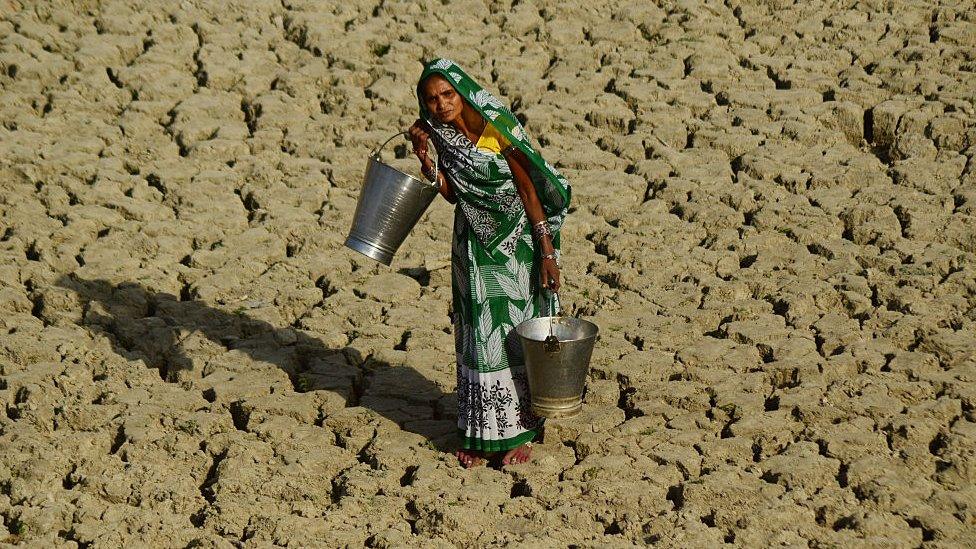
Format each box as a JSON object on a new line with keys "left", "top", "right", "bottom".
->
{"left": 541, "top": 252, "right": 558, "bottom": 266}
{"left": 531, "top": 221, "right": 552, "bottom": 241}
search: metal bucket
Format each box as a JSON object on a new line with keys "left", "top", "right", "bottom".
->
{"left": 345, "top": 132, "right": 439, "bottom": 266}
{"left": 515, "top": 316, "right": 599, "bottom": 419}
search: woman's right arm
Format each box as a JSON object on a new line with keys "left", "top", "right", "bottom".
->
{"left": 408, "top": 119, "right": 455, "bottom": 203}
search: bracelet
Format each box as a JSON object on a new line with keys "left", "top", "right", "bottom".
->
{"left": 531, "top": 221, "right": 552, "bottom": 241}
{"left": 541, "top": 252, "right": 558, "bottom": 265}
{"left": 501, "top": 144, "right": 517, "bottom": 157}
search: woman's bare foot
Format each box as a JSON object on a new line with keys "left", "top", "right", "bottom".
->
{"left": 501, "top": 443, "right": 532, "bottom": 465}
{"left": 455, "top": 449, "right": 485, "bottom": 468}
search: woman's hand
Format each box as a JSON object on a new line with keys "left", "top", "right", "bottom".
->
{"left": 408, "top": 119, "right": 434, "bottom": 178}
{"left": 541, "top": 257, "right": 561, "bottom": 292}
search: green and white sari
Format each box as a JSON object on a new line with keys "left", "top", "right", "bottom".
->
{"left": 417, "top": 59, "right": 572, "bottom": 452}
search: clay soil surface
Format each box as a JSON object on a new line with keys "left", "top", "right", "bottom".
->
{"left": 1, "top": 0, "right": 975, "bottom": 546}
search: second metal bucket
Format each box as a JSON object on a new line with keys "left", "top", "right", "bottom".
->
{"left": 515, "top": 316, "right": 599, "bottom": 419}
{"left": 345, "top": 132, "right": 439, "bottom": 266}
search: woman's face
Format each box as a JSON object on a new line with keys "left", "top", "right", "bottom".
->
{"left": 421, "top": 75, "right": 463, "bottom": 124}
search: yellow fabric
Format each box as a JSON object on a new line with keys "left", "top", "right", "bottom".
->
{"left": 475, "top": 123, "right": 510, "bottom": 154}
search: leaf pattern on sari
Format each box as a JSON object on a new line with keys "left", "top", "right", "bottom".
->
{"left": 470, "top": 89, "right": 505, "bottom": 109}
{"left": 453, "top": 260, "right": 468, "bottom": 297}
{"left": 497, "top": 258, "right": 531, "bottom": 302}
{"left": 471, "top": 156, "right": 493, "bottom": 181}
{"left": 510, "top": 124, "right": 526, "bottom": 142}
{"left": 432, "top": 58, "right": 454, "bottom": 70}
{"left": 508, "top": 300, "right": 533, "bottom": 327}
{"left": 514, "top": 259, "right": 531, "bottom": 301}
{"left": 462, "top": 323, "right": 474, "bottom": 365}
{"left": 483, "top": 327, "right": 504, "bottom": 368}
{"left": 472, "top": 255, "right": 488, "bottom": 304}
{"left": 495, "top": 272, "right": 523, "bottom": 302}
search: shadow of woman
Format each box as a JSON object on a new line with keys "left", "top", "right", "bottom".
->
{"left": 55, "top": 275, "right": 456, "bottom": 452}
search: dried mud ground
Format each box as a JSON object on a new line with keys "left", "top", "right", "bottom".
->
{"left": 1, "top": 0, "right": 975, "bottom": 547}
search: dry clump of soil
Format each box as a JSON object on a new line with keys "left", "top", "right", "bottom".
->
{"left": 1, "top": 0, "right": 975, "bottom": 546}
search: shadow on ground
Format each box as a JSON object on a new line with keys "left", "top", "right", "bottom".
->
{"left": 56, "top": 275, "right": 456, "bottom": 451}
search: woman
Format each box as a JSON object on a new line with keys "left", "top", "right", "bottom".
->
{"left": 408, "top": 59, "right": 572, "bottom": 468}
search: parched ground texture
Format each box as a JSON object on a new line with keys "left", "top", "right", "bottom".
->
{"left": 1, "top": 0, "right": 975, "bottom": 546}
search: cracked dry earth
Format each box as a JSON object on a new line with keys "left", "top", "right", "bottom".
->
{"left": 1, "top": 0, "right": 975, "bottom": 547}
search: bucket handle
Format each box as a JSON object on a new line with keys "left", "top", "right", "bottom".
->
{"left": 371, "top": 130, "right": 439, "bottom": 187}
{"left": 544, "top": 289, "right": 561, "bottom": 354}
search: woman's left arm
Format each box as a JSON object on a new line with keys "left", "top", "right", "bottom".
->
{"left": 504, "top": 147, "right": 560, "bottom": 292}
